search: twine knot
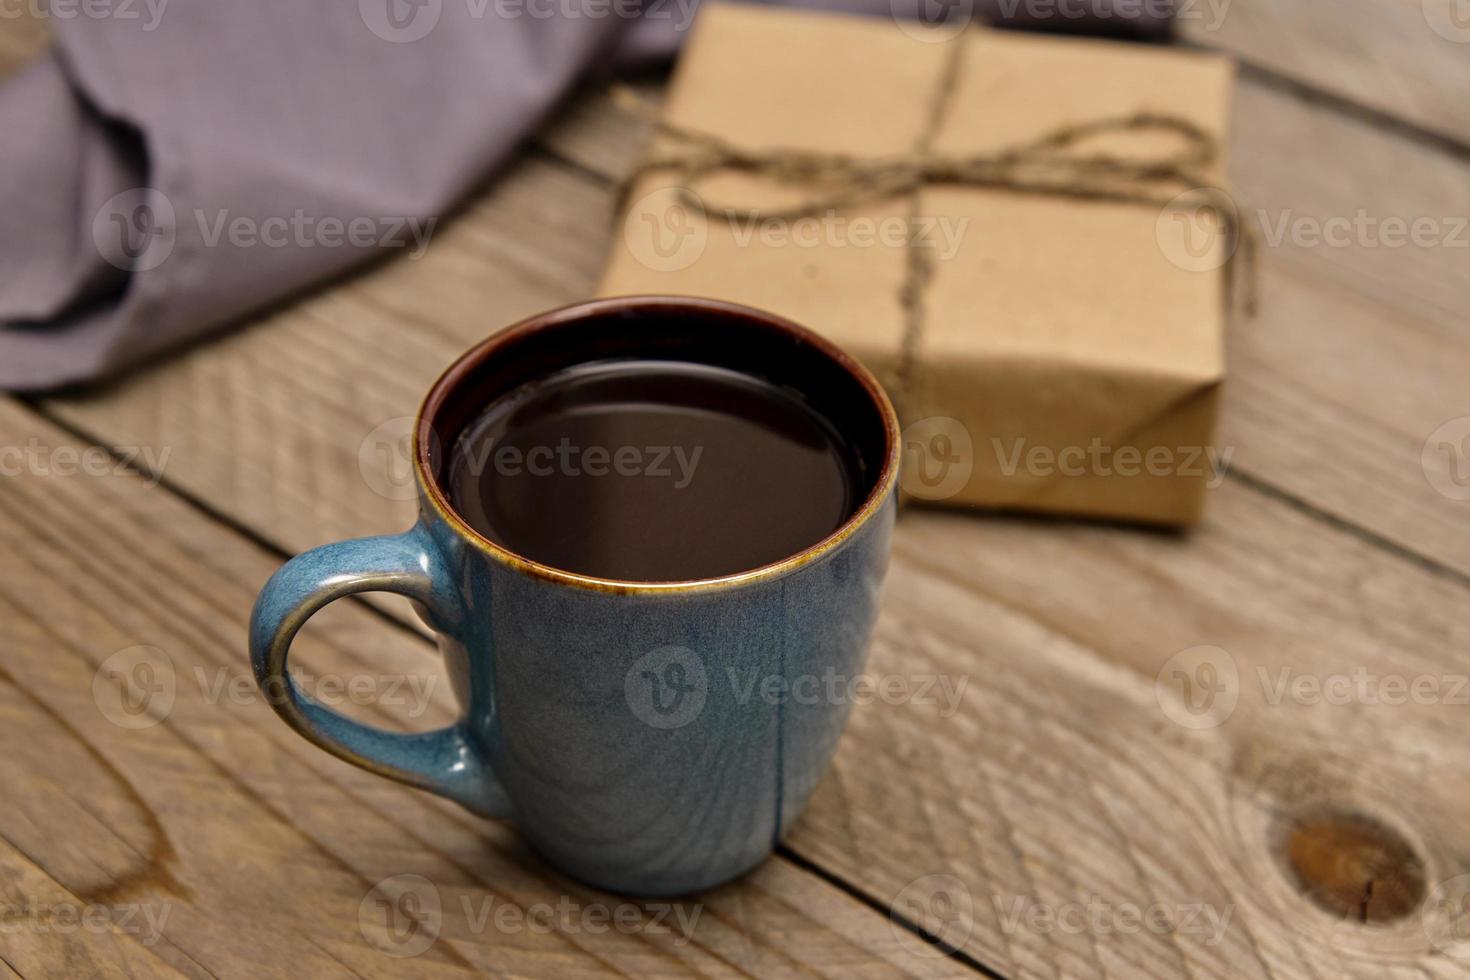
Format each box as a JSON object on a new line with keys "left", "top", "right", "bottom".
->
{"left": 612, "top": 26, "right": 1254, "bottom": 423}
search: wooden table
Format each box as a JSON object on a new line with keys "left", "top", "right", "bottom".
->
{"left": 2, "top": 4, "right": 1468, "bottom": 977}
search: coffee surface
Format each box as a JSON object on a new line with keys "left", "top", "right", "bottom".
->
{"left": 447, "top": 359, "right": 860, "bottom": 581}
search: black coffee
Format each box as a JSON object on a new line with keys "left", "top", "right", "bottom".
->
{"left": 447, "top": 358, "right": 860, "bottom": 581}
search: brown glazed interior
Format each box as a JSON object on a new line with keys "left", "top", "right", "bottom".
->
{"left": 414, "top": 296, "right": 901, "bottom": 591}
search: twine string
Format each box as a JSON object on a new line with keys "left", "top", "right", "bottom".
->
{"left": 613, "top": 29, "right": 1253, "bottom": 419}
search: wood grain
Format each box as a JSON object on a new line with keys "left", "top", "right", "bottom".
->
{"left": 798, "top": 489, "right": 1470, "bottom": 977}
{"left": 5, "top": 4, "right": 1470, "bottom": 978}
{"left": 1222, "top": 79, "right": 1470, "bottom": 576}
{"left": 1179, "top": 0, "right": 1470, "bottom": 147}
{"left": 21, "top": 93, "right": 1470, "bottom": 975}
{"left": 0, "top": 398, "right": 962, "bottom": 979}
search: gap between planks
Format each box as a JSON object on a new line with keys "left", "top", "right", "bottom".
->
{"left": 3, "top": 392, "right": 1006, "bottom": 980}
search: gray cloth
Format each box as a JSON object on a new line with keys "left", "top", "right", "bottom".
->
{"left": 0, "top": 0, "right": 1171, "bottom": 391}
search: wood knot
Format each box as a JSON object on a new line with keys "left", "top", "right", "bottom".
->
{"left": 1279, "top": 811, "right": 1426, "bottom": 924}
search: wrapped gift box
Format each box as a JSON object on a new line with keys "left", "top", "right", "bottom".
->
{"left": 599, "top": 2, "right": 1237, "bottom": 524}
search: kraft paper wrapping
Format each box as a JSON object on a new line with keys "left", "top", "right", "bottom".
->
{"left": 599, "top": 2, "right": 1236, "bottom": 525}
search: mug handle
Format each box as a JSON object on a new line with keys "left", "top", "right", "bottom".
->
{"left": 248, "top": 523, "right": 510, "bottom": 818}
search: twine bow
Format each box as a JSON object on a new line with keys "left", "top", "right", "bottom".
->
{"left": 614, "top": 26, "right": 1253, "bottom": 419}
{"left": 622, "top": 107, "right": 1229, "bottom": 222}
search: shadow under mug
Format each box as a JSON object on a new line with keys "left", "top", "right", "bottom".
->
{"left": 249, "top": 296, "right": 901, "bottom": 895}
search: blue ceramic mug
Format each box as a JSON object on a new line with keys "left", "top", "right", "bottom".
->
{"left": 249, "top": 296, "right": 900, "bottom": 895}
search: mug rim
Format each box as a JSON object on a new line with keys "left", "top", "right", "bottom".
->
{"left": 413, "top": 295, "right": 901, "bottom": 594}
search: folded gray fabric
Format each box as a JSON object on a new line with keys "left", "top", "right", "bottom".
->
{"left": 0, "top": 0, "right": 1172, "bottom": 391}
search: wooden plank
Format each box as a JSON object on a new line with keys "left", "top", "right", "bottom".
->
{"left": 0, "top": 837, "right": 188, "bottom": 979}
{"left": 1180, "top": 0, "right": 1470, "bottom": 146}
{"left": 21, "top": 113, "right": 1470, "bottom": 977}
{"left": 23, "top": 265, "right": 1470, "bottom": 977}
{"left": 0, "top": 398, "right": 962, "bottom": 979}
{"left": 7, "top": 10, "right": 1470, "bottom": 979}
{"left": 801, "top": 490, "right": 1470, "bottom": 978}
{"left": 1221, "top": 79, "right": 1470, "bottom": 576}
